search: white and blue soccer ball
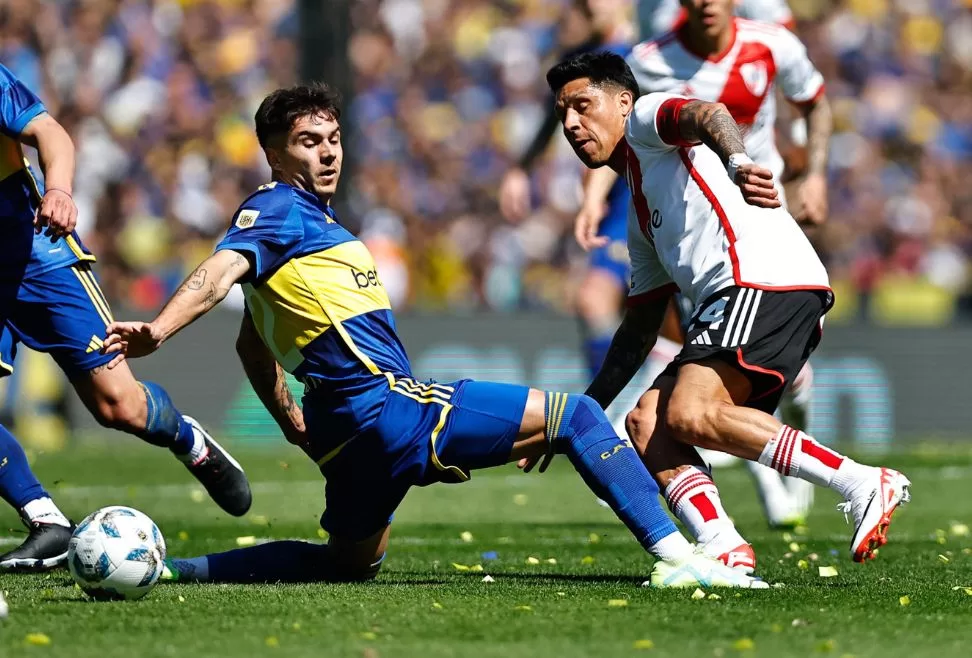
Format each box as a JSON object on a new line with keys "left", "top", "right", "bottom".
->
{"left": 67, "top": 506, "right": 166, "bottom": 601}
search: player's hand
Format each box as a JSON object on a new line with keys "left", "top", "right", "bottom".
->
{"left": 574, "top": 200, "right": 609, "bottom": 251}
{"left": 102, "top": 321, "right": 165, "bottom": 368}
{"left": 794, "top": 173, "right": 828, "bottom": 226}
{"left": 733, "top": 163, "right": 781, "bottom": 209}
{"left": 34, "top": 188, "right": 77, "bottom": 241}
{"left": 498, "top": 167, "right": 531, "bottom": 222}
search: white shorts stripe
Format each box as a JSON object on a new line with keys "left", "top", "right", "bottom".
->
{"left": 739, "top": 290, "right": 763, "bottom": 346}
{"left": 720, "top": 288, "right": 747, "bottom": 347}
{"left": 729, "top": 289, "right": 755, "bottom": 347}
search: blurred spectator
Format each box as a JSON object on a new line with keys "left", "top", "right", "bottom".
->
{"left": 3, "top": 0, "right": 971, "bottom": 322}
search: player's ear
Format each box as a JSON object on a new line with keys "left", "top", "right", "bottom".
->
{"left": 263, "top": 147, "right": 281, "bottom": 171}
{"left": 618, "top": 88, "right": 634, "bottom": 117}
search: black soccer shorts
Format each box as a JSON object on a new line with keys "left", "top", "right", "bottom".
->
{"left": 662, "top": 286, "right": 833, "bottom": 413}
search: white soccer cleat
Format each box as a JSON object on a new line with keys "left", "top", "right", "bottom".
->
{"left": 838, "top": 467, "right": 911, "bottom": 563}
{"left": 648, "top": 549, "right": 769, "bottom": 589}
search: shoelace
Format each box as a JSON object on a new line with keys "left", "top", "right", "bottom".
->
{"left": 836, "top": 501, "right": 853, "bottom": 524}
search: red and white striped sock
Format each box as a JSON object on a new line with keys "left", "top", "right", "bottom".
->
{"left": 758, "top": 426, "right": 871, "bottom": 497}
{"left": 663, "top": 466, "right": 745, "bottom": 552}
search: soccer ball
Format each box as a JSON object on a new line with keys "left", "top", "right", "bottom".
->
{"left": 67, "top": 506, "right": 166, "bottom": 601}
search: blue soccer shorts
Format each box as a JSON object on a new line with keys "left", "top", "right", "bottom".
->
{"left": 313, "top": 378, "right": 529, "bottom": 541}
{"left": 0, "top": 261, "right": 115, "bottom": 379}
{"left": 589, "top": 188, "right": 631, "bottom": 290}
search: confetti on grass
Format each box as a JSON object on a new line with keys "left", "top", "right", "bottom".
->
{"left": 526, "top": 557, "right": 540, "bottom": 565}
{"left": 818, "top": 566, "right": 839, "bottom": 578}
{"left": 691, "top": 588, "right": 706, "bottom": 600}
{"left": 607, "top": 599, "right": 628, "bottom": 607}
{"left": 732, "top": 638, "right": 755, "bottom": 651}
{"left": 25, "top": 633, "right": 51, "bottom": 646}
{"left": 632, "top": 639, "right": 655, "bottom": 650}
{"left": 236, "top": 536, "right": 256, "bottom": 547}
{"left": 899, "top": 596, "right": 911, "bottom": 606}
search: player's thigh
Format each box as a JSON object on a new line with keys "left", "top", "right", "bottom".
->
{"left": 71, "top": 358, "right": 146, "bottom": 424}
{"left": 7, "top": 262, "right": 114, "bottom": 379}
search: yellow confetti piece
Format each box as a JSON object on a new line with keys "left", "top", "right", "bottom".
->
{"left": 178, "top": 595, "right": 186, "bottom": 603}
{"left": 514, "top": 605, "right": 532, "bottom": 611}
{"left": 177, "top": 531, "right": 189, "bottom": 541}
{"left": 25, "top": 633, "right": 51, "bottom": 646}
{"left": 633, "top": 639, "right": 655, "bottom": 650}
{"left": 607, "top": 599, "right": 628, "bottom": 607}
{"left": 798, "top": 560, "right": 809, "bottom": 570}
{"left": 794, "top": 525, "right": 810, "bottom": 536}
{"left": 545, "top": 558, "right": 557, "bottom": 565}
{"left": 691, "top": 588, "right": 706, "bottom": 600}
{"left": 460, "top": 531, "right": 474, "bottom": 543}
{"left": 939, "top": 554, "right": 950, "bottom": 563}
{"left": 292, "top": 623, "right": 301, "bottom": 631}
{"left": 789, "top": 542, "right": 801, "bottom": 552}
{"left": 588, "top": 533, "right": 601, "bottom": 544}
{"left": 938, "top": 537, "right": 947, "bottom": 545}
{"left": 781, "top": 532, "right": 793, "bottom": 542}
{"left": 818, "top": 566, "right": 839, "bottom": 578}
{"left": 817, "top": 639, "right": 837, "bottom": 652}
{"left": 251, "top": 515, "right": 269, "bottom": 526}
{"left": 317, "top": 529, "right": 327, "bottom": 539}
{"left": 190, "top": 489, "right": 205, "bottom": 503}
{"left": 451, "top": 563, "right": 470, "bottom": 571}
{"left": 899, "top": 595, "right": 911, "bottom": 606}
{"left": 513, "top": 494, "right": 528, "bottom": 506}
{"left": 526, "top": 556, "right": 541, "bottom": 565}
{"left": 581, "top": 555, "right": 595, "bottom": 565}
{"left": 707, "top": 593, "right": 722, "bottom": 601}
{"left": 236, "top": 536, "right": 256, "bottom": 547}
{"left": 469, "top": 564, "right": 484, "bottom": 572}
{"left": 265, "top": 636, "right": 279, "bottom": 648}
{"left": 432, "top": 602, "right": 443, "bottom": 609}
{"left": 360, "top": 631, "right": 377, "bottom": 640}
{"left": 950, "top": 522, "right": 970, "bottom": 537}
{"left": 963, "top": 548, "right": 972, "bottom": 556}
{"left": 732, "top": 638, "right": 755, "bottom": 651}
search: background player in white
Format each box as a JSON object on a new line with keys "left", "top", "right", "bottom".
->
{"left": 578, "top": 0, "right": 832, "bottom": 528}
{"left": 637, "top": 0, "right": 794, "bottom": 42}
{"left": 542, "top": 51, "right": 909, "bottom": 566}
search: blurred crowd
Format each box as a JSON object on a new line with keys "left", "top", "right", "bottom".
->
{"left": 3, "top": 0, "right": 972, "bottom": 321}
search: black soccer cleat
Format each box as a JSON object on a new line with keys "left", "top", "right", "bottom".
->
{"left": 183, "top": 416, "right": 253, "bottom": 517}
{"left": 0, "top": 519, "right": 74, "bottom": 572}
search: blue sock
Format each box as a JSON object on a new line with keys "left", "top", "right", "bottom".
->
{"left": 137, "top": 381, "right": 195, "bottom": 455}
{"left": 583, "top": 333, "right": 614, "bottom": 379}
{"left": 176, "top": 541, "right": 383, "bottom": 583}
{"left": 0, "top": 423, "right": 47, "bottom": 509}
{"left": 546, "top": 392, "right": 679, "bottom": 550}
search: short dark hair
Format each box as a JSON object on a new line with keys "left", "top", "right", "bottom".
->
{"left": 546, "top": 51, "right": 639, "bottom": 98}
{"left": 254, "top": 82, "right": 342, "bottom": 148}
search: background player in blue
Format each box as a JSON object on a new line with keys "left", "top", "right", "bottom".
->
{"left": 104, "top": 82, "right": 765, "bottom": 589}
{"left": 0, "top": 64, "right": 252, "bottom": 573}
{"left": 498, "top": 0, "right": 635, "bottom": 379}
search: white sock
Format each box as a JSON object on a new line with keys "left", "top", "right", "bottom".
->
{"left": 663, "top": 467, "right": 746, "bottom": 553}
{"left": 745, "top": 460, "right": 798, "bottom": 523}
{"left": 758, "top": 426, "right": 873, "bottom": 498}
{"left": 644, "top": 336, "right": 680, "bottom": 385}
{"left": 648, "top": 530, "right": 694, "bottom": 561}
{"left": 22, "top": 497, "right": 71, "bottom": 528}
{"left": 175, "top": 418, "right": 209, "bottom": 465}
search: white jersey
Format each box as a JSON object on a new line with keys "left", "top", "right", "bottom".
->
{"left": 623, "top": 93, "right": 829, "bottom": 308}
{"left": 627, "top": 18, "right": 824, "bottom": 184}
{"left": 637, "top": 0, "right": 794, "bottom": 41}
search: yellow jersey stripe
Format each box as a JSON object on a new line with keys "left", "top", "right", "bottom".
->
{"left": 391, "top": 387, "right": 450, "bottom": 407}
{"left": 316, "top": 439, "right": 352, "bottom": 466}
{"left": 553, "top": 392, "right": 567, "bottom": 440}
{"left": 397, "top": 377, "right": 454, "bottom": 393}
{"left": 79, "top": 266, "right": 114, "bottom": 322}
{"left": 66, "top": 235, "right": 96, "bottom": 262}
{"left": 394, "top": 380, "right": 451, "bottom": 401}
{"left": 427, "top": 403, "right": 470, "bottom": 482}
{"left": 71, "top": 266, "right": 112, "bottom": 326}
{"left": 0, "top": 353, "right": 13, "bottom": 374}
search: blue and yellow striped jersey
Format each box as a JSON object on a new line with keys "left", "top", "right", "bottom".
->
{"left": 215, "top": 182, "right": 413, "bottom": 443}
{"left": 0, "top": 63, "right": 93, "bottom": 278}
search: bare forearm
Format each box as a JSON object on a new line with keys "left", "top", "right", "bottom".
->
{"left": 801, "top": 96, "right": 832, "bottom": 177}
{"left": 583, "top": 167, "right": 620, "bottom": 206}
{"left": 585, "top": 308, "right": 664, "bottom": 408}
{"left": 26, "top": 116, "right": 75, "bottom": 194}
{"left": 679, "top": 101, "right": 747, "bottom": 166}
{"left": 153, "top": 251, "right": 248, "bottom": 343}
{"left": 240, "top": 347, "right": 304, "bottom": 438}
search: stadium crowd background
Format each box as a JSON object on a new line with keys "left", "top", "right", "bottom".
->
{"left": 1, "top": 0, "right": 971, "bottom": 324}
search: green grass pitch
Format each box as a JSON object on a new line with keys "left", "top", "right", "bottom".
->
{"left": 1, "top": 441, "right": 971, "bottom": 658}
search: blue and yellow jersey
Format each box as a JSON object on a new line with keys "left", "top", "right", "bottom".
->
{"left": 215, "top": 182, "right": 414, "bottom": 444}
{"left": 0, "top": 63, "right": 93, "bottom": 278}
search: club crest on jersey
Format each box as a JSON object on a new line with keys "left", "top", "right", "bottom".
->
{"left": 739, "top": 62, "right": 768, "bottom": 97}
{"left": 235, "top": 209, "right": 259, "bottom": 229}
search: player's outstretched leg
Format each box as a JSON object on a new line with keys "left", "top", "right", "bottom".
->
{"left": 0, "top": 424, "right": 74, "bottom": 571}
{"left": 541, "top": 391, "right": 765, "bottom": 588}
{"left": 667, "top": 361, "right": 910, "bottom": 563}
{"left": 779, "top": 362, "right": 816, "bottom": 519}
{"left": 74, "top": 364, "right": 252, "bottom": 516}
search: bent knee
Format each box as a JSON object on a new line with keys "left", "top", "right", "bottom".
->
{"left": 664, "top": 400, "right": 726, "bottom": 448}
{"left": 91, "top": 389, "right": 146, "bottom": 432}
{"left": 625, "top": 402, "right": 657, "bottom": 449}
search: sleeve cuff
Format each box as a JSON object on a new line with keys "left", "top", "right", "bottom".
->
{"left": 9, "top": 104, "right": 46, "bottom": 135}
{"left": 788, "top": 84, "right": 826, "bottom": 108}
{"left": 215, "top": 242, "right": 261, "bottom": 282}
{"left": 656, "top": 98, "right": 700, "bottom": 148}
{"left": 626, "top": 282, "right": 679, "bottom": 307}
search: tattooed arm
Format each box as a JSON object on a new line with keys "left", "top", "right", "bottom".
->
{"left": 793, "top": 94, "right": 832, "bottom": 224}
{"left": 102, "top": 250, "right": 251, "bottom": 365}
{"left": 237, "top": 308, "right": 309, "bottom": 454}
{"left": 584, "top": 297, "right": 670, "bottom": 409}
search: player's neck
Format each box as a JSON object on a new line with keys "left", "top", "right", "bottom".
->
{"left": 607, "top": 139, "right": 627, "bottom": 176}
{"left": 272, "top": 174, "right": 333, "bottom": 206}
{"left": 679, "top": 20, "right": 735, "bottom": 61}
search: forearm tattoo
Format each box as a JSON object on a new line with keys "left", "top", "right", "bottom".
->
{"left": 585, "top": 320, "right": 656, "bottom": 409}
{"left": 804, "top": 96, "right": 832, "bottom": 177}
{"left": 680, "top": 102, "right": 747, "bottom": 165}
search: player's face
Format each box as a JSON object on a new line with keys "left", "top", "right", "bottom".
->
{"left": 274, "top": 112, "right": 343, "bottom": 201}
{"left": 680, "top": 0, "right": 734, "bottom": 38}
{"left": 555, "top": 78, "right": 632, "bottom": 168}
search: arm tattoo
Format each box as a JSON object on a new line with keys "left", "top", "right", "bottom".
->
{"left": 585, "top": 316, "right": 658, "bottom": 409}
{"left": 679, "top": 101, "right": 747, "bottom": 166}
{"left": 802, "top": 96, "right": 832, "bottom": 177}
{"left": 186, "top": 267, "right": 208, "bottom": 291}
{"left": 202, "top": 283, "right": 218, "bottom": 309}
